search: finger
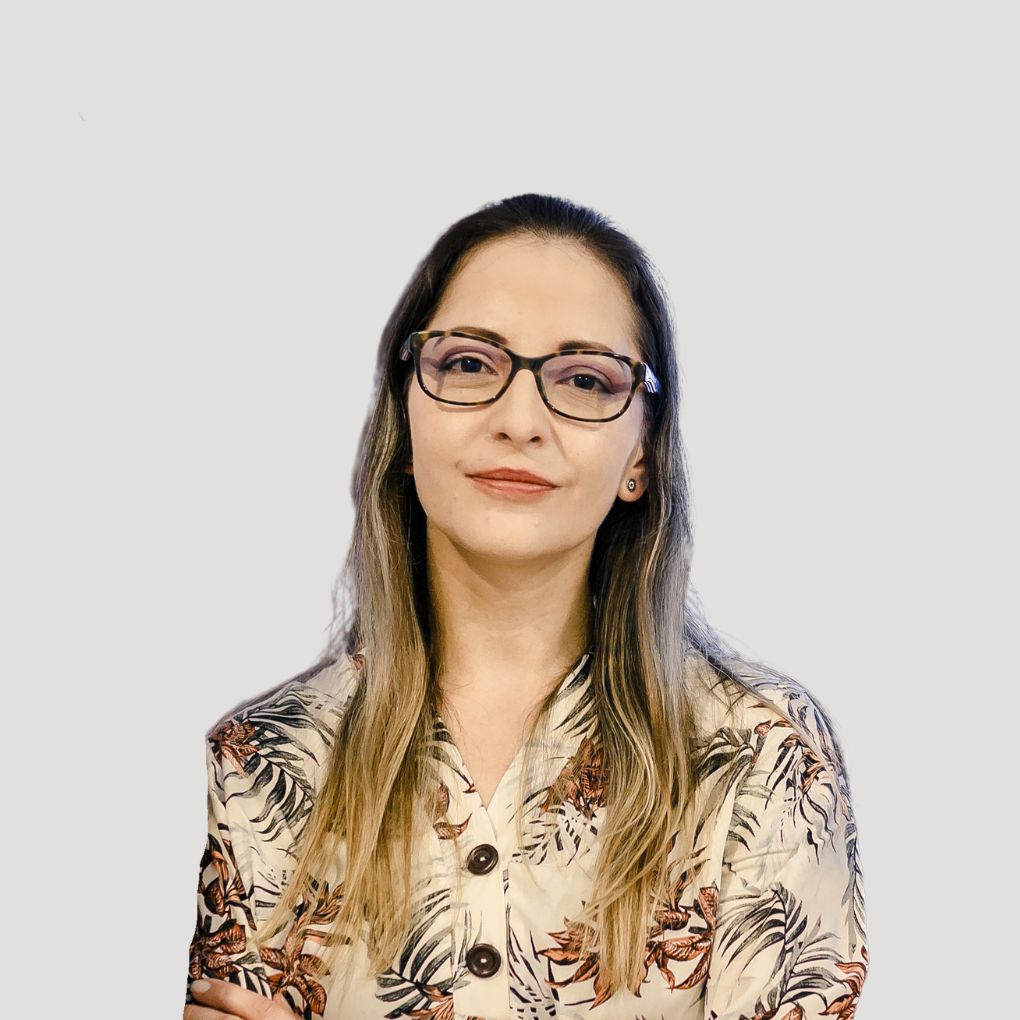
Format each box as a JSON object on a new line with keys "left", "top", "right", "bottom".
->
{"left": 184, "top": 1006, "right": 240, "bottom": 1020}
{"left": 190, "top": 978, "right": 277, "bottom": 1019}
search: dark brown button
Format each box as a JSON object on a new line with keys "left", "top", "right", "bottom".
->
{"left": 466, "top": 843, "right": 498, "bottom": 875}
{"left": 466, "top": 942, "right": 502, "bottom": 977}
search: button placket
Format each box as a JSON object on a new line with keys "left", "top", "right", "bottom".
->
{"left": 441, "top": 651, "right": 595, "bottom": 1019}
{"left": 453, "top": 817, "right": 511, "bottom": 1019}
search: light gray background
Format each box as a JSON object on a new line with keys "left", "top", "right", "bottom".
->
{"left": 3, "top": 2, "right": 1015, "bottom": 1014}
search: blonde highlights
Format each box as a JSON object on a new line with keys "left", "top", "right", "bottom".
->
{"left": 249, "top": 194, "right": 853, "bottom": 1000}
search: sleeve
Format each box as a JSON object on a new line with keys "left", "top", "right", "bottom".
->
{"left": 184, "top": 735, "right": 274, "bottom": 1006}
{"left": 702, "top": 717, "right": 869, "bottom": 1019}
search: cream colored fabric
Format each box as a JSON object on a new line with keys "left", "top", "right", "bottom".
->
{"left": 185, "top": 650, "right": 868, "bottom": 1019}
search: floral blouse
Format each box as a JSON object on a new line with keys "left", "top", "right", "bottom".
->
{"left": 185, "top": 648, "right": 868, "bottom": 1019}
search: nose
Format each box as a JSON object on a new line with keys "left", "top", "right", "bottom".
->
{"left": 487, "top": 366, "right": 552, "bottom": 434}
{"left": 510, "top": 364, "right": 558, "bottom": 409}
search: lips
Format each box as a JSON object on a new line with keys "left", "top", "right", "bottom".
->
{"left": 469, "top": 475, "right": 558, "bottom": 498}
{"left": 467, "top": 468, "right": 557, "bottom": 487}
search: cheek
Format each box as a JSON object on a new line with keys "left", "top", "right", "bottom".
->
{"left": 580, "top": 431, "right": 632, "bottom": 484}
{"left": 406, "top": 402, "right": 467, "bottom": 493}
{"left": 560, "top": 446, "right": 629, "bottom": 517}
{"left": 407, "top": 390, "right": 440, "bottom": 457}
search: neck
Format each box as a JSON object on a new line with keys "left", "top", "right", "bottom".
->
{"left": 426, "top": 528, "right": 594, "bottom": 711}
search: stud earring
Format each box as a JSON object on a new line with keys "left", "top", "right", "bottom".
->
{"left": 626, "top": 479, "right": 636, "bottom": 492}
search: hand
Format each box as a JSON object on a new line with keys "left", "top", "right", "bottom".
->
{"left": 184, "top": 977, "right": 299, "bottom": 1019}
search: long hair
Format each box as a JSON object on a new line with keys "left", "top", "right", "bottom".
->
{"left": 250, "top": 193, "right": 853, "bottom": 998}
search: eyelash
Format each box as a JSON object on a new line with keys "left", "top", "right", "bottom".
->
{"left": 438, "top": 355, "right": 611, "bottom": 392}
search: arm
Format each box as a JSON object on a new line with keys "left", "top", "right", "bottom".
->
{"left": 185, "top": 736, "right": 275, "bottom": 1006}
{"left": 703, "top": 718, "right": 869, "bottom": 1019}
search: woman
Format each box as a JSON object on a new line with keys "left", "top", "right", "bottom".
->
{"left": 185, "top": 193, "right": 868, "bottom": 1020}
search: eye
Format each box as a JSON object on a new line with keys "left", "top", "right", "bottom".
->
{"left": 548, "top": 364, "right": 614, "bottom": 393}
{"left": 437, "top": 354, "right": 497, "bottom": 375}
{"left": 564, "top": 371, "right": 611, "bottom": 393}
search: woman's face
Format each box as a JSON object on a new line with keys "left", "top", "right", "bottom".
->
{"left": 405, "top": 234, "right": 650, "bottom": 565}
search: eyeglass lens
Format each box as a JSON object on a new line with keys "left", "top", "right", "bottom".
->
{"left": 418, "top": 334, "right": 634, "bottom": 420}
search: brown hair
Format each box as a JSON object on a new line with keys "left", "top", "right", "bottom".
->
{"left": 250, "top": 193, "right": 853, "bottom": 999}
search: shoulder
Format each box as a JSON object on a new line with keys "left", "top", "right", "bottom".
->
{"left": 690, "top": 654, "right": 846, "bottom": 768}
{"left": 203, "top": 653, "right": 363, "bottom": 797}
{"left": 686, "top": 653, "right": 856, "bottom": 838}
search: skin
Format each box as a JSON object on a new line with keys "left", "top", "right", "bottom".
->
{"left": 185, "top": 977, "right": 296, "bottom": 1018}
{"left": 405, "top": 234, "right": 650, "bottom": 771}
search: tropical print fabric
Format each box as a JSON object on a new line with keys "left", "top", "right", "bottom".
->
{"left": 185, "top": 648, "right": 868, "bottom": 1019}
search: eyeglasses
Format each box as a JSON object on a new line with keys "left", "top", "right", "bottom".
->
{"left": 399, "top": 329, "right": 660, "bottom": 423}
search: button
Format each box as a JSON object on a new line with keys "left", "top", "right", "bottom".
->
{"left": 466, "top": 843, "right": 498, "bottom": 875}
{"left": 466, "top": 942, "right": 502, "bottom": 977}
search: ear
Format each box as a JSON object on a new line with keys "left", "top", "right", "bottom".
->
{"left": 619, "top": 437, "right": 649, "bottom": 501}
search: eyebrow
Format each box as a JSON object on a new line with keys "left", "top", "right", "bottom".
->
{"left": 449, "top": 325, "right": 622, "bottom": 356}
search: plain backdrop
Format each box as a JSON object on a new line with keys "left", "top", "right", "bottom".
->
{"left": 3, "top": 2, "right": 1016, "bottom": 1014}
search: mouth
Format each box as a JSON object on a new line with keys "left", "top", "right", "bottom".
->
{"left": 467, "top": 475, "right": 559, "bottom": 499}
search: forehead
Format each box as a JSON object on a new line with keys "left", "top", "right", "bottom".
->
{"left": 429, "top": 235, "right": 641, "bottom": 359}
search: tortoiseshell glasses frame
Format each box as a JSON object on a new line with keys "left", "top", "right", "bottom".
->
{"left": 398, "top": 328, "right": 661, "bottom": 424}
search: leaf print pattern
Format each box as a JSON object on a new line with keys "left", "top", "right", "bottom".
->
{"left": 431, "top": 779, "right": 471, "bottom": 841}
{"left": 431, "top": 715, "right": 476, "bottom": 794}
{"left": 186, "top": 740, "right": 276, "bottom": 1005}
{"left": 539, "top": 733, "right": 606, "bottom": 822}
{"left": 506, "top": 879, "right": 564, "bottom": 1019}
{"left": 642, "top": 883, "right": 718, "bottom": 992}
{"left": 515, "top": 674, "right": 605, "bottom": 870}
{"left": 371, "top": 882, "right": 461, "bottom": 1020}
{"left": 518, "top": 733, "right": 607, "bottom": 867}
{"left": 209, "top": 682, "right": 345, "bottom": 851}
{"left": 703, "top": 691, "right": 869, "bottom": 1019}
{"left": 185, "top": 652, "right": 868, "bottom": 1018}
{"left": 538, "top": 916, "right": 609, "bottom": 1005}
{"left": 261, "top": 878, "right": 347, "bottom": 1017}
